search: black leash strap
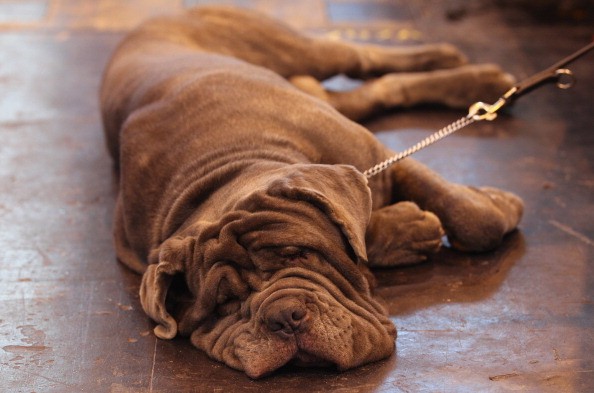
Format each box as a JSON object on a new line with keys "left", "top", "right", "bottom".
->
{"left": 469, "top": 40, "right": 594, "bottom": 121}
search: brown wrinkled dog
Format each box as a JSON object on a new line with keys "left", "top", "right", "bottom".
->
{"left": 100, "top": 6, "right": 523, "bottom": 378}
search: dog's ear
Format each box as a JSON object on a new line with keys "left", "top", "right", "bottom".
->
{"left": 140, "top": 237, "right": 194, "bottom": 339}
{"left": 268, "top": 164, "right": 372, "bottom": 263}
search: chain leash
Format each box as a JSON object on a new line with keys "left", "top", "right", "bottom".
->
{"left": 363, "top": 115, "right": 475, "bottom": 178}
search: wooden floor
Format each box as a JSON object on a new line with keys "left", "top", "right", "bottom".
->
{"left": 1, "top": 1, "right": 593, "bottom": 392}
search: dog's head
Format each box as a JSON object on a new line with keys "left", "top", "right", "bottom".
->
{"left": 139, "top": 164, "right": 396, "bottom": 378}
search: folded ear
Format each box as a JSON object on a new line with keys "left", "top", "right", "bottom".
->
{"left": 139, "top": 237, "right": 193, "bottom": 340}
{"left": 267, "top": 164, "right": 372, "bottom": 263}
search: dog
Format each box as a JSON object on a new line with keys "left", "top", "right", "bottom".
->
{"left": 100, "top": 6, "right": 523, "bottom": 378}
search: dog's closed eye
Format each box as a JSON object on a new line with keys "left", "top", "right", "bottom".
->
{"left": 275, "top": 246, "right": 309, "bottom": 260}
{"left": 250, "top": 246, "right": 310, "bottom": 271}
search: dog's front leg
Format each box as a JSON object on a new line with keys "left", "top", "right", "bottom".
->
{"left": 383, "top": 159, "right": 523, "bottom": 252}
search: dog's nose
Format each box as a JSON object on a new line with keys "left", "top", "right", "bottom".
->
{"left": 264, "top": 298, "right": 308, "bottom": 335}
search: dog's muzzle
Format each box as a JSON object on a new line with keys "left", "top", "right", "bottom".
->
{"left": 190, "top": 268, "right": 396, "bottom": 378}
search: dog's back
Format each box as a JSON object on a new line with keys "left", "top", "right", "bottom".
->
{"left": 100, "top": 7, "right": 384, "bottom": 170}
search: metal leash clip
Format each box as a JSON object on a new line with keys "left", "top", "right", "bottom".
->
{"left": 468, "top": 41, "right": 594, "bottom": 121}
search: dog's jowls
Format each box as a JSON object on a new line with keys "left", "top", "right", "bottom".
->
{"left": 100, "top": 6, "right": 523, "bottom": 378}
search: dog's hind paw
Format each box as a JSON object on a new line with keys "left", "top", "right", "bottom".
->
{"left": 440, "top": 64, "right": 516, "bottom": 109}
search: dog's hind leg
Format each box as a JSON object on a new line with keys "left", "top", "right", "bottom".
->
{"left": 183, "top": 7, "right": 467, "bottom": 79}
{"left": 290, "top": 64, "right": 514, "bottom": 120}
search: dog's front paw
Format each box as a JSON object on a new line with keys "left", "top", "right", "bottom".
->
{"left": 440, "top": 185, "right": 524, "bottom": 252}
{"left": 366, "top": 202, "right": 444, "bottom": 267}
